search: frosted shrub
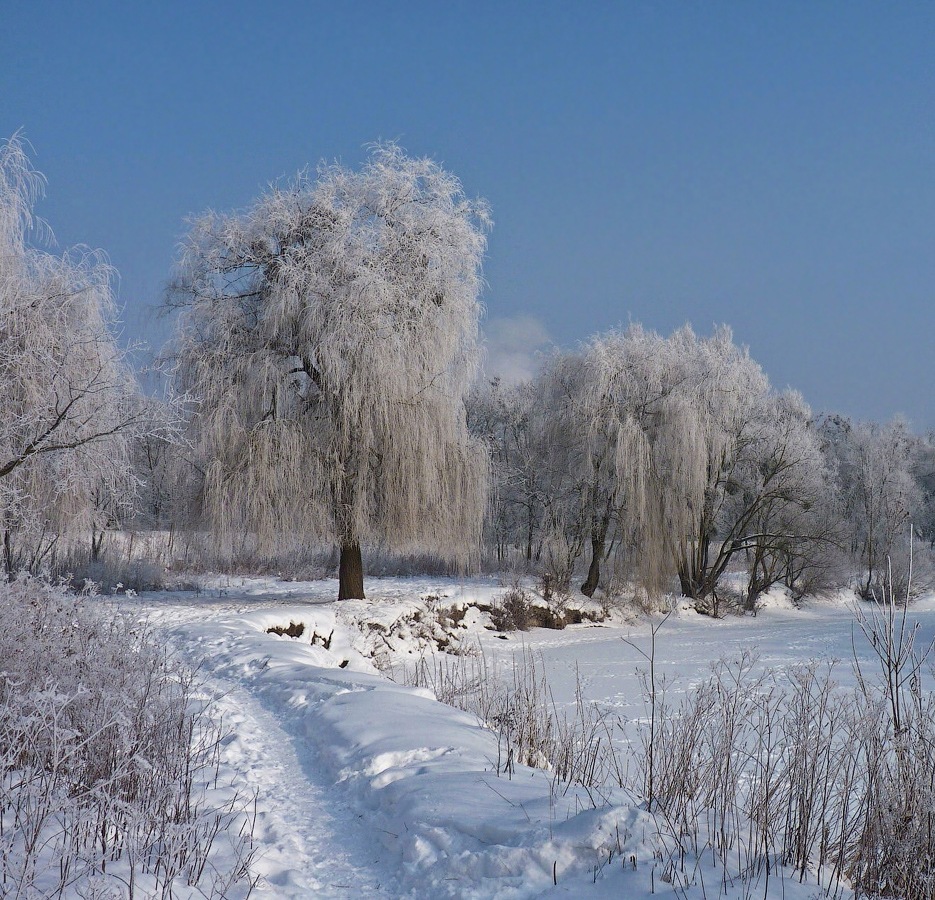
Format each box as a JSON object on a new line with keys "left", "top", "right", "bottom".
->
{"left": 632, "top": 593, "right": 935, "bottom": 899}
{"left": 0, "top": 576, "right": 256, "bottom": 898}
{"left": 415, "top": 573, "right": 935, "bottom": 897}
{"left": 408, "top": 644, "right": 620, "bottom": 795}
{"left": 491, "top": 585, "right": 531, "bottom": 631}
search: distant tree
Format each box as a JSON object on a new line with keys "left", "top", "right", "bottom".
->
{"left": 719, "top": 391, "right": 842, "bottom": 609}
{"left": 605, "top": 327, "right": 835, "bottom": 612}
{"left": 569, "top": 327, "right": 689, "bottom": 597}
{"left": 170, "top": 144, "right": 490, "bottom": 599}
{"left": 129, "top": 396, "right": 192, "bottom": 529}
{"left": 532, "top": 326, "right": 704, "bottom": 598}
{"left": 824, "top": 418, "right": 920, "bottom": 598}
{"left": 467, "top": 378, "right": 549, "bottom": 565}
{"left": 525, "top": 326, "right": 844, "bottom": 609}
{"left": 664, "top": 327, "right": 772, "bottom": 609}
{"left": 910, "top": 431, "right": 935, "bottom": 549}
{"left": 0, "top": 135, "right": 154, "bottom": 575}
{"left": 527, "top": 350, "right": 591, "bottom": 592}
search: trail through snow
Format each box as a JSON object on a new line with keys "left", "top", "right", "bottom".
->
{"left": 211, "top": 683, "right": 389, "bottom": 897}
{"left": 143, "top": 594, "right": 398, "bottom": 898}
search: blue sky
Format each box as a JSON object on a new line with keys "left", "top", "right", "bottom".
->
{"left": 3, "top": 2, "right": 933, "bottom": 426}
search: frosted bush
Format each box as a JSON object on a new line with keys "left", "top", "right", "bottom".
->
{"left": 0, "top": 575, "right": 256, "bottom": 898}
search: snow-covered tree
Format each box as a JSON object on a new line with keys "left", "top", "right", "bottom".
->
{"left": 0, "top": 135, "right": 152, "bottom": 574}
{"left": 531, "top": 326, "right": 705, "bottom": 598}
{"left": 718, "top": 391, "right": 842, "bottom": 609}
{"left": 522, "top": 325, "right": 846, "bottom": 608}
{"left": 170, "top": 144, "right": 490, "bottom": 599}
{"left": 467, "top": 377, "right": 551, "bottom": 565}
{"left": 823, "top": 417, "right": 920, "bottom": 598}
{"left": 529, "top": 350, "right": 595, "bottom": 592}
{"left": 570, "top": 327, "right": 691, "bottom": 596}
{"left": 910, "top": 431, "right": 935, "bottom": 549}
{"left": 666, "top": 327, "right": 772, "bottom": 607}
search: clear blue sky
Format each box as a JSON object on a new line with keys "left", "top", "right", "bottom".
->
{"left": 3, "top": 2, "right": 933, "bottom": 427}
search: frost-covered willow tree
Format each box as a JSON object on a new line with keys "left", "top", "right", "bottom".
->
{"left": 170, "top": 144, "right": 490, "bottom": 599}
{"left": 0, "top": 136, "right": 149, "bottom": 575}
{"left": 529, "top": 325, "right": 842, "bottom": 607}
{"left": 533, "top": 326, "right": 704, "bottom": 597}
{"left": 569, "top": 327, "right": 688, "bottom": 596}
{"left": 665, "top": 327, "right": 771, "bottom": 605}
{"left": 658, "top": 330, "right": 845, "bottom": 611}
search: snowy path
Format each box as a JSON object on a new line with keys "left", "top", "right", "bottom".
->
{"left": 211, "top": 683, "right": 390, "bottom": 897}
{"left": 128, "top": 583, "right": 642, "bottom": 899}
{"left": 139, "top": 595, "right": 398, "bottom": 898}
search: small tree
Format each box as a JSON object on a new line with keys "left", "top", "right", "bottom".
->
{"left": 835, "top": 418, "right": 919, "bottom": 599}
{"left": 467, "top": 377, "right": 549, "bottom": 565}
{"left": 170, "top": 145, "right": 490, "bottom": 599}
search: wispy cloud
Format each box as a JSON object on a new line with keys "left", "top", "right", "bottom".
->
{"left": 481, "top": 314, "right": 552, "bottom": 386}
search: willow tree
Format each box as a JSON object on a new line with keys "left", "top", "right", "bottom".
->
{"left": 533, "top": 325, "right": 701, "bottom": 597}
{"left": 171, "top": 145, "right": 490, "bottom": 599}
{"left": 0, "top": 135, "right": 149, "bottom": 575}
{"left": 824, "top": 417, "right": 920, "bottom": 599}
{"left": 669, "top": 326, "right": 772, "bottom": 605}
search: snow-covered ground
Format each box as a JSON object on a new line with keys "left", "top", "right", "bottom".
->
{"left": 123, "top": 576, "right": 935, "bottom": 898}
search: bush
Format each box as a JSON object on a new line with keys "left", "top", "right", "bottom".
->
{"left": 491, "top": 585, "right": 532, "bottom": 631}
{"left": 66, "top": 554, "right": 168, "bottom": 594}
{"left": 406, "top": 643, "right": 620, "bottom": 793}
{"left": 0, "top": 575, "right": 256, "bottom": 897}
{"left": 631, "top": 586, "right": 935, "bottom": 899}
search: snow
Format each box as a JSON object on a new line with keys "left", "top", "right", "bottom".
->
{"left": 118, "top": 576, "right": 935, "bottom": 898}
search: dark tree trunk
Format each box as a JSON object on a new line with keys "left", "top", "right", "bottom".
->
{"left": 338, "top": 541, "right": 365, "bottom": 600}
{"left": 677, "top": 566, "right": 696, "bottom": 599}
{"left": 678, "top": 531, "right": 710, "bottom": 601}
{"left": 744, "top": 545, "right": 764, "bottom": 612}
{"left": 581, "top": 496, "right": 612, "bottom": 599}
{"left": 3, "top": 529, "right": 12, "bottom": 579}
{"left": 581, "top": 534, "right": 605, "bottom": 598}
{"left": 91, "top": 528, "right": 105, "bottom": 563}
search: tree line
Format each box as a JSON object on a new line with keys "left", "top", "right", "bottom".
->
{"left": 470, "top": 330, "right": 934, "bottom": 610}
{"left": 2, "top": 134, "right": 932, "bottom": 605}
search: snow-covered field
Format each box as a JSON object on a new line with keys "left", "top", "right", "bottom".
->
{"left": 122, "top": 577, "right": 935, "bottom": 899}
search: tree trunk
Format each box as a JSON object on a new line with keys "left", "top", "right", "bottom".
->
{"left": 3, "top": 529, "right": 12, "bottom": 579}
{"left": 91, "top": 528, "right": 105, "bottom": 563}
{"left": 678, "top": 566, "right": 696, "bottom": 599}
{"left": 581, "top": 499, "right": 612, "bottom": 598}
{"left": 581, "top": 534, "right": 605, "bottom": 597}
{"left": 338, "top": 541, "right": 365, "bottom": 600}
{"left": 745, "top": 545, "right": 765, "bottom": 612}
{"left": 678, "top": 531, "right": 711, "bottom": 602}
